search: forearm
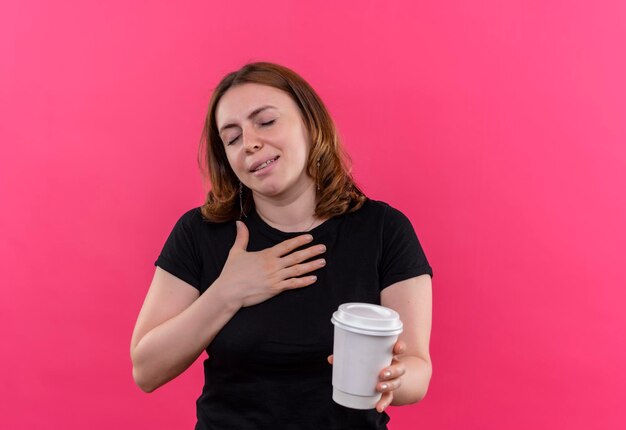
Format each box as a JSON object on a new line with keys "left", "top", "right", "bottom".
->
{"left": 131, "top": 280, "right": 240, "bottom": 392}
{"left": 390, "top": 355, "right": 432, "bottom": 405}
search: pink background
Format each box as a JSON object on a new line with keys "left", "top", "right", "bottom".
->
{"left": 2, "top": 1, "right": 625, "bottom": 429}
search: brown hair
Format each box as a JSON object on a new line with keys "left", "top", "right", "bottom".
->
{"left": 198, "top": 62, "right": 366, "bottom": 222}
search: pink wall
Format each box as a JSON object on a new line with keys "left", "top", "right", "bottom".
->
{"left": 2, "top": 1, "right": 625, "bottom": 428}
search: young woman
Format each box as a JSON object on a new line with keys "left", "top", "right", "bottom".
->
{"left": 131, "top": 62, "right": 433, "bottom": 429}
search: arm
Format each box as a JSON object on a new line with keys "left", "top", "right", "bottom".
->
{"left": 377, "top": 273, "right": 433, "bottom": 410}
{"left": 130, "top": 267, "right": 239, "bottom": 393}
{"left": 131, "top": 221, "right": 326, "bottom": 392}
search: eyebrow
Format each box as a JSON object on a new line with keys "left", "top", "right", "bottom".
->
{"left": 218, "top": 105, "right": 277, "bottom": 134}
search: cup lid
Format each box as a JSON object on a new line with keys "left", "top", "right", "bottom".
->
{"left": 331, "top": 303, "right": 403, "bottom": 335}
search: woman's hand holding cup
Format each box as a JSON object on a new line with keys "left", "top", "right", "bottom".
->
{"left": 327, "top": 340, "right": 407, "bottom": 413}
{"left": 374, "top": 340, "right": 407, "bottom": 412}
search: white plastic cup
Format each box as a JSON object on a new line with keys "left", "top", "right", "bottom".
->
{"left": 330, "top": 303, "right": 403, "bottom": 409}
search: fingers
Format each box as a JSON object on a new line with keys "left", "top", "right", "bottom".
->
{"left": 268, "top": 233, "right": 314, "bottom": 257}
{"left": 376, "top": 362, "right": 402, "bottom": 413}
{"left": 379, "top": 360, "right": 406, "bottom": 383}
{"left": 280, "top": 244, "right": 326, "bottom": 268}
{"left": 327, "top": 355, "right": 333, "bottom": 365}
{"left": 377, "top": 358, "right": 405, "bottom": 402}
{"left": 393, "top": 340, "right": 407, "bottom": 355}
{"left": 377, "top": 375, "right": 403, "bottom": 393}
{"left": 280, "top": 258, "right": 326, "bottom": 279}
{"left": 376, "top": 391, "right": 393, "bottom": 413}
{"left": 275, "top": 275, "right": 318, "bottom": 291}
{"left": 231, "top": 221, "right": 250, "bottom": 251}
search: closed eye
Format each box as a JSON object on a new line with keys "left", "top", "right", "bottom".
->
{"left": 225, "top": 119, "right": 274, "bottom": 146}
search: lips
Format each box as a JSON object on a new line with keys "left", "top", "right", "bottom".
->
{"left": 250, "top": 156, "right": 279, "bottom": 172}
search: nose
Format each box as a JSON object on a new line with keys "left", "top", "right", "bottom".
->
{"left": 242, "top": 127, "right": 263, "bottom": 153}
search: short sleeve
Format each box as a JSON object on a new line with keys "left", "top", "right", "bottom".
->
{"left": 379, "top": 205, "right": 433, "bottom": 290}
{"left": 154, "top": 209, "right": 202, "bottom": 290}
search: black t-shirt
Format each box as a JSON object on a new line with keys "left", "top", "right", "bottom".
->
{"left": 155, "top": 199, "right": 433, "bottom": 430}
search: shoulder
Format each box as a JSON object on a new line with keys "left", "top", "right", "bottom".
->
{"left": 349, "top": 199, "right": 410, "bottom": 224}
{"left": 176, "top": 207, "right": 202, "bottom": 225}
{"left": 167, "top": 207, "right": 203, "bottom": 236}
{"left": 336, "top": 199, "right": 415, "bottom": 242}
{"left": 168, "top": 207, "right": 235, "bottom": 245}
{"left": 175, "top": 207, "right": 229, "bottom": 230}
{"left": 163, "top": 207, "right": 236, "bottom": 257}
{"left": 356, "top": 200, "right": 420, "bottom": 244}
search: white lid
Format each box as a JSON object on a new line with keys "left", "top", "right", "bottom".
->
{"left": 331, "top": 303, "right": 403, "bottom": 336}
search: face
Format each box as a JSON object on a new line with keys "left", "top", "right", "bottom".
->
{"left": 215, "top": 83, "right": 313, "bottom": 199}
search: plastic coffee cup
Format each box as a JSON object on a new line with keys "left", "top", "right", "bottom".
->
{"left": 330, "top": 303, "right": 403, "bottom": 409}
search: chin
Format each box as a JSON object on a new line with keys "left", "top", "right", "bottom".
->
{"left": 251, "top": 182, "right": 285, "bottom": 197}
{"left": 250, "top": 175, "right": 309, "bottom": 198}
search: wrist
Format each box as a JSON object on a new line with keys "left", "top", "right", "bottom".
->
{"left": 210, "top": 277, "right": 243, "bottom": 312}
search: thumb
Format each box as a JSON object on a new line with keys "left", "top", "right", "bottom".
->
{"left": 232, "top": 220, "right": 249, "bottom": 251}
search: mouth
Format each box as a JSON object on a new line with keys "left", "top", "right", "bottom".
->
{"left": 250, "top": 156, "right": 280, "bottom": 173}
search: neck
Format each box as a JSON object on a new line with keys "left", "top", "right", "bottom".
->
{"left": 253, "top": 181, "right": 322, "bottom": 232}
